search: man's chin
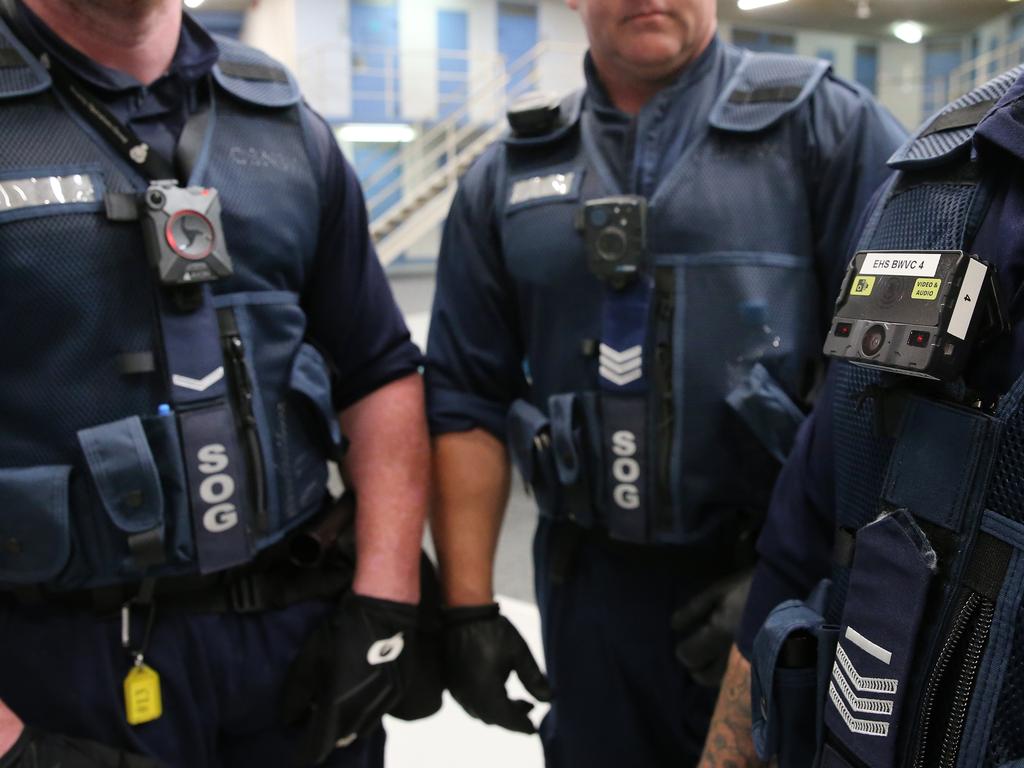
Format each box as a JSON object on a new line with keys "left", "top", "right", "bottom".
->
{"left": 616, "top": 40, "right": 691, "bottom": 76}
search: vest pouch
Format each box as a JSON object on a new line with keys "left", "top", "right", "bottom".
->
{"left": 753, "top": 580, "right": 833, "bottom": 768}
{"left": 0, "top": 465, "right": 73, "bottom": 585}
{"left": 726, "top": 362, "right": 806, "bottom": 464}
{"left": 661, "top": 252, "right": 818, "bottom": 540}
{"left": 289, "top": 342, "right": 345, "bottom": 457}
{"left": 549, "top": 393, "right": 595, "bottom": 529}
{"left": 507, "top": 399, "right": 560, "bottom": 517}
{"left": 77, "top": 416, "right": 167, "bottom": 582}
{"left": 824, "top": 510, "right": 937, "bottom": 768}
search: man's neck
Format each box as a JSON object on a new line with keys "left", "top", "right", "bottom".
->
{"left": 21, "top": 0, "right": 181, "bottom": 85}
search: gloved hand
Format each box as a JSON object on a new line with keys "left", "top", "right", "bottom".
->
{"left": 389, "top": 553, "right": 445, "bottom": 722}
{"left": 443, "top": 603, "right": 552, "bottom": 734}
{"left": 0, "top": 727, "right": 162, "bottom": 768}
{"left": 671, "top": 570, "right": 753, "bottom": 688}
{"left": 283, "top": 593, "right": 418, "bottom": 767}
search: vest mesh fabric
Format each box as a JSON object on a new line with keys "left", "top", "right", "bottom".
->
{"left": 0, "top": 48, "right": 42, "bottom": 94}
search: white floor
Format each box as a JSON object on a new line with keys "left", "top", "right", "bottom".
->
{"left": 384, "top": 596, "right": 548, "bottom": 768}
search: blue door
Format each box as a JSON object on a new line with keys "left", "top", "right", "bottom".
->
{"left": 350, "top": 0, "right": 399, "bottom": 121}
{"left": 438, "top": 10, "right": 469, "bottom": 119}
{"left": 855, "top": 45, "right": 878, "bottom": 95}
{"left": 498, "top": 3, "right": 538, "bottom": 97}
{"left": 924, "top": 40, "right": 962, "bottom": 116}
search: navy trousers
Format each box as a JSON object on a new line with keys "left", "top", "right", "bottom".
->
{"left": 0, "top": 596, "right": 383, "bottom": 768}
{"left": 534, "top": 519, "right": 725, "bottom": 768}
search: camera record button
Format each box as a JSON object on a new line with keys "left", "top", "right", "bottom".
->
{"left": 908, "top": 330, "right": 931, "bottom": 348}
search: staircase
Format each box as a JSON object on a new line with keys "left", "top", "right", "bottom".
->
{"left": 931, "top": 35, "right": 1024, "bottom": 115}
{"left": 364, "top": 41, "right": 585, "bottom": 266}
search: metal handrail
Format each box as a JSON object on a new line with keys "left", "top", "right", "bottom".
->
{"left": 362, "top": 40, "right": 582, "bottom": 202}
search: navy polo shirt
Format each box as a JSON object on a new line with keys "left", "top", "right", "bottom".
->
{"left": 10, "top": 1, "right": 421, "bottom": 410}
{"left": 739, "top": 72, "right": 1024, "bottom": 657}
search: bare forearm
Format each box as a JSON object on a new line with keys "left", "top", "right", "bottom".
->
{"left": 431, "top": 429, "right": 510, "bottom": 606}
{"left": 699, "top": 645, "right": 765, "bottom": 768}
{"left": 340, "top": 373, "right": 429, "bottom": 604}
{"left": 0, "top": 699, "right": 22, "bottom": 756}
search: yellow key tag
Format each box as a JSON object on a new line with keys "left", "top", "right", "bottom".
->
{"left": 124, "top": 662, "right": 163, "bottom": 725}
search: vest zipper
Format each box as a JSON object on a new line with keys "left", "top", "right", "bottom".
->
{"left": 219, "top": 312, "right": 269, "bottom": 535}
{"left": 912, "top": 590, "right": 995, "bottom": 768}
{"left": 938, "top": 596, "right": 994, "bottom": 768}
{"left": 653, "top": 268, "right": 675, "bottom": 533}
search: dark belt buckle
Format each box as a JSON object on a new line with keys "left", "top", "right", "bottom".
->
{"left": 228, "top": 574, "right": 265, "bottom": 613}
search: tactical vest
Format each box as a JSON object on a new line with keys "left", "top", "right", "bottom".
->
{"left": 751, "top": 66, "right": 1024, "bottom": 768}
{"left": 503, "top": 48, "right": 832, "bottom": 546}
{"left": 0, "top": 20, "right": 343, "bottom": 590}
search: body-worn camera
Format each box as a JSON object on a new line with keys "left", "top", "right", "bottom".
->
{"left": 823, "top": 250, "right": 1006, "bottom": 381}
{"left": 575, "top": 196, "right": 647, "bottom": 290}
{"left": 141, "top": 181, "right": 233, "bottom": 286}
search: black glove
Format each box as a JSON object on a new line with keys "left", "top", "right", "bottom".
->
{"left": 389, "top": 553, "right": 445, "bottom": 722}
{"left": 671, "top": 570, "right": 753, "bottom": 688}
{"left": 283, "top": 593, "right": 418, "bottom": 767}
{"left": 443, "top": 603, "right": 552, "bottom": 734}
{"left": 0, "top": 727, "right": 162, "bottom": 768}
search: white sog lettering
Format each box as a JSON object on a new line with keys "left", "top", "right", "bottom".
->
{"left": 611, "top": 430, "right": 640, "bottom": 510}
{"left": 197, "top": 444, "right": 239, "bottom": 533}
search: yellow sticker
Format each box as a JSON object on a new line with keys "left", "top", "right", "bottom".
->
{"left": 124, "top": 663, "right": 163, "bottom": 725}
{"left": 850, "top": 275, "right": 876, "bottom": 297}
{"left": 912, "top": 277, "right": 943, "bottom": 301}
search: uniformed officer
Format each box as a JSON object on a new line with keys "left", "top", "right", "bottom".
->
{"left": 702, "top": 64, "right": 1024, "bottom": 768}
{"left": 0, "top": 0, "right": 436, "bottom": 766}
{"left": 425, "top": 0, "right": 907, "bottom": 766}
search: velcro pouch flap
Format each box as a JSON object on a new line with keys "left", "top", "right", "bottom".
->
{"left": 549, "top": 393, "right": 582, "bottom": 487}
{"left": 883, "top": 396, "right": 994, "bottom": 532}
{"left": 710, "top": 51, "right": 830, "bottom": 134}
{"left": 0, "top": 17, "right": 51, "bottom": 100}
{"left": 824, "top": 510, "right": 936, "bottom": 768}
{"left": 507, "top": 398, "right": 550, "bottom": 486}
{"left": 751, "top": 592, "right": 826, "bottom": 762}
{"left": 0, "top": 465, "right": 72, "bottom": 583}
{"left": 212, "top": 35, "right": 300, "bottom": 108}
{"left": 77, "top": 416, "right": 164, "bottom": 534}
{"left": 726, "top": 362, "right": 805, "bottom": 464}
{"left": 289, "top": 342, "right": 344, "bottom": 450}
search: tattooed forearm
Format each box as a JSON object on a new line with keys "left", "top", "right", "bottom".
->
{"left": 698, "top": 645, "right": 766, "bottom": 768}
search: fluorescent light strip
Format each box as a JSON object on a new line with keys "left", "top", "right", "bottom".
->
{"left": 737, "top": 0, "right": 789, "bottom": 9}
{"left": 335, "top": 123, "right": 417, "bottom": 144}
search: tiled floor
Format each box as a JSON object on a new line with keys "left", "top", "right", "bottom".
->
{"left": 384, "top": 597, "right": 548, "bottom": 768}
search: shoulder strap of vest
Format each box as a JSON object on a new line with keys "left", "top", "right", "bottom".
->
{"left": 0, "top": 13, "right": 51, "bottom": 100}
{"left": 212, "top": 34, "right": 301, "bottom": 109}
{"left": 888, "top": 65, "right": 1024, "bottom": 170}
{"left": 503, "top": 88, "right": 584, "bottom": 148}
{"left": 709, "top": 50, "right": 830, "bottom": 134}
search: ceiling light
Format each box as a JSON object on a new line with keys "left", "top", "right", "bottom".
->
{"left": 856, "top": 0, "right": 871, "bottom": 19}
{"left": 183, "top": 0, "right": 205, "bottom": 8}
{"left": 335, "top": 123, "right": 417, "bottom": 144}
{"left": 893, "top": 21, "right": 924, "bottom": 44}
{"left": 737, "top": 0, "right": 789, "bottom": 10}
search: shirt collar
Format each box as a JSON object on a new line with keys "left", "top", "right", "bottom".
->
{"left": 13, "top": 1, "right": 219, "bottom": 92}
{"left": 584, "top": 34, "right": 722, "bottom": 120}
{"left": 974, "top": 72, "right": 1024, "bottom": 162}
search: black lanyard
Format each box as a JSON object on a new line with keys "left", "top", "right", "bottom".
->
{"left": 1, "top": 0, "right": 178, "bottom": 181}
